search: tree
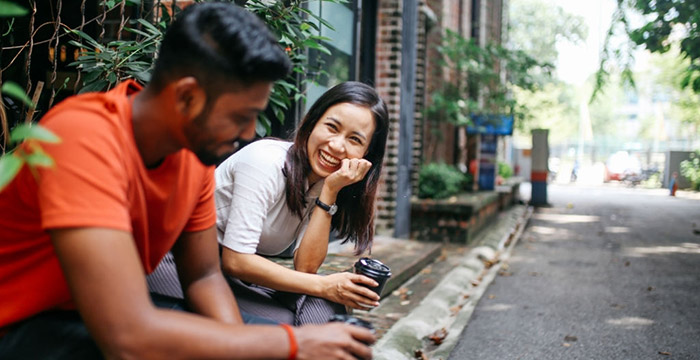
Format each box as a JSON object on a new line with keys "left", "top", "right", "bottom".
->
{"left": 508, "top": 0, "right": 588, "bottom": 80}
{"left": 507, "top": 0, "right": 588, "bottom": 148}
{"left": 594, "top": 0, "right": 700, "bottom": 99}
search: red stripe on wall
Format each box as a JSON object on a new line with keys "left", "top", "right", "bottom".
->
{"left": 531, "top": 171, "right": 548, "bottom": 182}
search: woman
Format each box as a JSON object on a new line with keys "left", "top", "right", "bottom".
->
{"left": 148, "top": 81, "right": 389, "bottom": 325}
{"left": 216, "top": 81, "right": 389, "bottom": 325}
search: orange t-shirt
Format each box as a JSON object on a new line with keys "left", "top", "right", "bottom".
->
{"left": 0, "top": 81, "right": 216, "bottom": 331}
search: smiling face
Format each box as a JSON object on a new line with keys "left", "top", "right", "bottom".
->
{"left": 185, "top": 81, "right": 272, "bottom": 165}
{"left": 306, "top": 102, "right": 376, "bottom": 184}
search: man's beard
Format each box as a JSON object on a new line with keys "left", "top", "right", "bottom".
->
{"left": 194, "top": 148, "right": 227, "bottom": 166}
{"left": 186, "top": 109, "right": 230, "bottom": 166}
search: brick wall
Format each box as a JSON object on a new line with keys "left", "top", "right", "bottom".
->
{"left": 374, "top": 0, "right": 402, "bottom": 235}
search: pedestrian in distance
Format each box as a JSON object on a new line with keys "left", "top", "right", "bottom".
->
{"left": 0, "top": 3, "right": 375, "bottom": 359}
{"left": 669, "top": 171, "right": 679, "bottom": 196}
{"left": 149, "top": 81, "right": 390, "bottom": 325}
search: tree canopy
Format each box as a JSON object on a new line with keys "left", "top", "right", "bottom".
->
{"left": 508, "top": 0, "right": 588, "bottom": 71}
{"left": 595, "top": 0, "right": 700, "bottom": 98}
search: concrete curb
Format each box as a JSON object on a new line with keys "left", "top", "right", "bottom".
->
{"left": 373, "top": 206, "right": 533, "bottom": 360}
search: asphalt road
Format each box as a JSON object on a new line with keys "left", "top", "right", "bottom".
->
{"left": 449, "top": 184, "right": 700, "bottom": 360}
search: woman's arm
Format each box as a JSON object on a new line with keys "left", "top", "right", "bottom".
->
{"left": 222, "top": 248, "right": 380, "bottom": 309}
{"left": 293, "top": 158, "right": 372, "bottom": 273}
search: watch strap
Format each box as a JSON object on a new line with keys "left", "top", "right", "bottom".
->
{"left": 315, "top": 197, "right": 337, "bottom": 215}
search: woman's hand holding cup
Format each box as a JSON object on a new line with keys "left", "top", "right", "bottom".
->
{"left": 318, "top": 272, "right": 380, "bottom": 310}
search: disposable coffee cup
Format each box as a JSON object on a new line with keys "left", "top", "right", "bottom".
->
{"left": 328, "top": 315, "right": 375, "bottom": 357}
{"left": 328, "top": 314, "right": 375, "bottom": 333}
{"left": 353, "top": 257, "right": 392, "bottom": 297}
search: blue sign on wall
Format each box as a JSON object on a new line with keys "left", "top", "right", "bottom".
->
{"left": 467, "top": 114, "right": 514, "bottom": 136}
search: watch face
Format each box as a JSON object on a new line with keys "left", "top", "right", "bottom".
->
{"left": 329, "top": 204, "right": 338, "bottom": 216}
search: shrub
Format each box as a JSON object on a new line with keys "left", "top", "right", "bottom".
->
{"left": 680, "top": 150, "right": 700, "bottom": 191}
{"left": 418, "top": 163, "right": 466, "bottom": 199}
{"left": 498, "top": 161, "right": 513, "bottom": 179}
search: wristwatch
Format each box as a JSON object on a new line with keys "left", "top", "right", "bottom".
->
{"left": 315, "top": 197, "right": 338, "bottom": 216}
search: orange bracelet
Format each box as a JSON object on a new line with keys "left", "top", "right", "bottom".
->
{"left": 280, "top": 324, "right": 297, "bottom": 360}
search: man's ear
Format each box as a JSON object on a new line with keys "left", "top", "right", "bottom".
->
{"left": 173, "top": 77, "right": 206, "bottom": 121}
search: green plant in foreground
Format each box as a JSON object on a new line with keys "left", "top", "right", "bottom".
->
{"left": 0, "top": 82, "right": 60, "bottom": 192}
{"left": 417, "top": 163, "right": 467, "bottom": 199}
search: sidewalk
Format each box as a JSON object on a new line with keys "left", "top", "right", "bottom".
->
{"left": 346, "top": 205, "right": 532, "bottom": 359}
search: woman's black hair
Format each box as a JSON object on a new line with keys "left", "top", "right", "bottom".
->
{"left": 283, "top": 82, "right": 389, "bottom": 255}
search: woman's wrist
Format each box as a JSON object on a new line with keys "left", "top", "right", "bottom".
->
{"left": 308, "top": 274, "right": 327, "bottom": 298}
{"left": 319, "top": 183, "right": 339, "bottom": 204}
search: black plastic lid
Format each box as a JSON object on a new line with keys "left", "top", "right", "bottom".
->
{"left": 354, "top": 257, "right": 392, "bottom": 277}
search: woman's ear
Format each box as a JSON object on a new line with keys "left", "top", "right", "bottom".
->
{"left": 173, "top": 77, "right": 206, "bottom": 122}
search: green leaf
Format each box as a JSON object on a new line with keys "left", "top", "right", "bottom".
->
{"left": 79, "top": 79, "right": 109, "bottom": 94}
{"left": 67, "top": 29, "right": 103, "bottom": 49}
{"left": 24, "top": 151, "right": 55, "bottom": 168}
{"left": 256, "top": 113, "right": 271, "bottom": 137}
{"left": 0, "top": 1, "right": 28, "bottom": 17}
{"left": 1, "top": 81, "right": 35, "bottom": 108}
{"left": 10, "top": 124, "right": 60, "bottom": 143}
{"left": 0, "top": 154, "right": 23, "bottom": 191}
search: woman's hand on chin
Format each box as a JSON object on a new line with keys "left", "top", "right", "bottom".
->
{"left": 324, "top": 158, "right": 372, "bottom": 193}
{"left": 317, "top": 272, "right": 380, "bottom": 309}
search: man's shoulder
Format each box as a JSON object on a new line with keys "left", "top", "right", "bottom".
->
{"left": 41, "top": 91, "right": 131, "bottom": 138}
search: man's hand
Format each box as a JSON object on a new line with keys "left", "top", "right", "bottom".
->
{"left": 295, "top": 323, "right": 376, "bottom": 360}
{"left": 318, "top": 273, "right": 380, "bottom": 309}
{"left": 324, "top": 158, "right": 372, "bottom": 194}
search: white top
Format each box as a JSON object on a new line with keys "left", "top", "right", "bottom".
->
{"left": 215, "top": 139, "right": 323, "bottom": 256}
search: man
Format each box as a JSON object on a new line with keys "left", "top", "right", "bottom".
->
{"left": 0, "top": 3, "right": 374, "bottom": 359}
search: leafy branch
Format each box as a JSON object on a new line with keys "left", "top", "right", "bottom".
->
{"left": 0, "top": 82, "right": 60, "bottom": 191}
{"left": 426, "top": 29, "right": 551, "bottom": 127}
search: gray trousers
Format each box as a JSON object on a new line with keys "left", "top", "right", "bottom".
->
{"left": 147, "top": 252, "right": 345, "bottom": 325}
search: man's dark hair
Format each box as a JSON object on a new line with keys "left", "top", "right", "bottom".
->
{"left": 149, "top": 2, "right": 291, "bottom": 94}
{"left": 283, "top": 82, "right": 389, "bottom": 255}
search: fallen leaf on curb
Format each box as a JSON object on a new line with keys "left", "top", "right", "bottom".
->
{"left": 422, "top": 278, "right": 433, "bottom": 284}
{"left": 563, "top": 343, "right": 571, "bottom": 347}
{"left": 393, "top": 287, "right": 410, "bottom": 297}
{"left": 414, "top": 349, "right": 429, "bottom": 360}
{"left": 420, "top": 267, "right": 433, "bottom": 274}
{"left": 470, "top": 279, "right": 481, "bottom": 287}
{"left": 658, "top": 351, "right": 671, "bottom": 356}
{"left": 501, "top": 263, "right": 510, "bottom": 270}
{"left": 488, "top": 294, "right": 496, "bottom": 299}
{"left": 400, "top": 300, "right": 411, "bottom": 306}
{"left": 483, "top": 259, "right": 499, "bottom": 269}
{"left": 498, "top": 270, "right": 513, "bottom": 277}
{"left": 564, "top": 335, "right": 578, "bottom": 342}
{"left": 437, "top": 254, "right": 447, "bottom": 262}
{"left": 462, "top": 294, "right": 471, "bottom": 299}
{"left": 450, "top": 304, "right": 463, "bottom": 315}
{"left": 428, "top": 328, "right": 448, "bottom": 345}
